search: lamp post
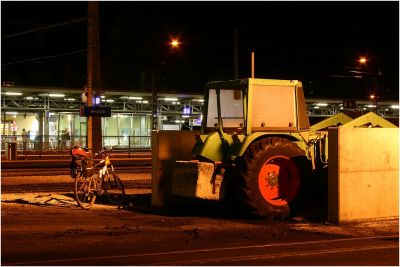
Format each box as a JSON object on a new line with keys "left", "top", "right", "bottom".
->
{"left": 369, "top": 93, "right": 378, "bottom": 113}
{"left": 358, "top": 56, "right": 381, "bottom": 113}
{"left": 151, "top": 38, "right": 182, "bottom": 130}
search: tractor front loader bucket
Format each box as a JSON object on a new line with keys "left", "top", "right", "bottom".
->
{"left": 172, "top": 161, "right": 226, "bottom": 200}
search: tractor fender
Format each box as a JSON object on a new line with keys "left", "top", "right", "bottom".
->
{"left": 192, "top": 131, "right": 234, "bottom": 162}
{"left": 234, "top": 132, "right": 302, "bottom": 157}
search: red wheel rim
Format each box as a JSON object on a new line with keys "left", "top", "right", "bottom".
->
{"left": 258, "top": 155, "right": 300, "bottom": 206}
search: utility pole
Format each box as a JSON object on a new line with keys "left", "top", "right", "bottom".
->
{"left": 87, "top": 1, "right": 102, "bottom": 153}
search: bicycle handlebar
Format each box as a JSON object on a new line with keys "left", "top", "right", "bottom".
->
{"left": 94, "top": 146, "right": 113, "bottom": 157}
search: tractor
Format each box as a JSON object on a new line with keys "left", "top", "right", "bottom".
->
{"left": 171, "top": 78, "right": 317, "bottom": 219}
{"left": 154, "top": 77, "right": 397, "bottom": 220}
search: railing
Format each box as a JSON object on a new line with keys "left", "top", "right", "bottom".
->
{"left": 1, "top": 135, "right": 151, "bottom": 158}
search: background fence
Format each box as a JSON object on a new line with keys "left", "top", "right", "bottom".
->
{"left": 1, "top": 135, "right": 151, "bottom": 158}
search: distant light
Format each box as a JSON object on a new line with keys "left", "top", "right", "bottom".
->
{"left": 2, "top": 81, "right": 15, "bottom": 87}
{"left": 105, "top": 99, "right": 114, "bottom": 103}
{"left": 25, "top": 96, "right": 34, "bottom": 100}
{"left": 182, "top": 115, "right": 190, "bottom": 118}
{"left": 359, "top": 57, "right": 367, "bottom": 64}
{"left": 128, "top": 96, "right": 143, "bottom": 100}
{"left": 366, "top": 105, "right": 376, "bottom": 108}
{"left": 164, "top": 97, "right": 178, "bottom": 102}
{"left": 369, "top": 94, "right": 375, "bottom": 100}
{"left": 313, "top": 106, "right": 320, "bottom": 109}
{"left": 100, "top": 95, "right": 105, "bottom": 99}
{"left": 390, "top": 105, "right": 399, "bottom": 109}
{"left": 170, "top": 39, "right": 180, "bottom": 48}
{"left": 194, "top": 99, "right": 205, "bottom": 103}
{"left": 316, "top": 103, "right": 328, "bottom": 107}
{"left": 49, "top": 94, "right": 65, "bottom": 98}
{"left": 5, "top": 92, "right": 22, "bottom": 96}
{"left": 65, "top": 98, "right": 75, "bottom": 101}
{"left": 6, "top": 112, "right": 18, "bottom": 115}
{"left": 94, "top": 96, "right": 101, "bottom": 105}
{"left": 196, "top": 116, "right": 203, "bottom": 125}
{"left": 183, "top": 106, "right": 191, "bottom": 114}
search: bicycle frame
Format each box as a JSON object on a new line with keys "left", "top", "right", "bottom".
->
{"left": 95, "top": 152, "right": 114, "bottom": 179}
{"left": 73, "top": 147, "right": 125, "bottom": 209}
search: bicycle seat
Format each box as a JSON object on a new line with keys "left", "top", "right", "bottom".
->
{"left": 71, "top": 146, "right": 91, "bottom": 158}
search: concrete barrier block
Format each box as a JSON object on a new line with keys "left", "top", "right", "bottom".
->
{"left": 172, "top": 161, "right": 225, "bottom": 200}
{"left": 151, "top": 130, "right": 199, "bottom": 208}
{"left": 328, "top": 127, "right": 399, "bottom": 223}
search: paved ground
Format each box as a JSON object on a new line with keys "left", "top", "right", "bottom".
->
{"left": 1, "top": 173, "right": 399, "bottom": 265}
{"left": 2, "top": 189, "right": 398, "bottom": 265}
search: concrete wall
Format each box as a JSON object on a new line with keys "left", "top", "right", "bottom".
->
{"left": 328, "top": 127, "right": 399, "bottom": 223}
{"left": 151, "top": 130, "right": 199, "bottom": 208}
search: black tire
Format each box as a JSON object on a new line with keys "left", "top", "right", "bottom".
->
{"left": 74, "top": 173, "right": 96, "bottom": 209}
{"left": 235, "top": 137, "right": 310, "bottom": 219}
{"left": 103, "top": 172, "right": 126, "bottom": 205}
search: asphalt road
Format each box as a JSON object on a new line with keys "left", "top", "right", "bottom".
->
{"left": 1, "top": 174, "right": 399, "bottom": 266}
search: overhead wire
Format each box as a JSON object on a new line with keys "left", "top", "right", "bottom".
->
{"left": 2, "top": 50, "right": 86, "bottom": 67}
{"left": 2, "top": 17, "right": 87, "bottom": 40}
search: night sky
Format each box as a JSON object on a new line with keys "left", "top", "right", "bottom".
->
{"left": 2, "top": 1, "right": 399, "bottom": 100}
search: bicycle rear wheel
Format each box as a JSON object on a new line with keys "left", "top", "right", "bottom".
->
{"left": 74, "top": 174, "right": 97, "bottom": 209}
{"left": 103, "top": 172, "right": 126, "bottom": 205}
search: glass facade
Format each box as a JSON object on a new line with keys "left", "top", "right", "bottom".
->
{"left": 1, "top": 111, "right": 153, "bottom": 150}
{"left": 1, "top": 85, "right": 398, "bottom": 153}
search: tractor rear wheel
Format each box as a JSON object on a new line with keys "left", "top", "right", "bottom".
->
{"left": 235, "top": 137, "right": 309, "bottom": 219}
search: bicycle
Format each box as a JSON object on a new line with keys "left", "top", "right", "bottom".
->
{"left": 72, "top": 147, "right": 126, "bottom": 209}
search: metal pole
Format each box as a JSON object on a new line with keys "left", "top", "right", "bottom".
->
{"left": 152, "top": 71, "right": 158, "bottom": 130}
{"left": 251, "top": 51, "right": 255, "bottom": 79}
{"left": 234, "top": 29, "right": 238, "bottom": 79}
{"left": 87, "top": 2, "right": 94, "bottom": 150}
{"left": 87, "top": 1, "right": 102, "bottom": 153}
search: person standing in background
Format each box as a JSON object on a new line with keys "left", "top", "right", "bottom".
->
{"left": 27, "top": 130, "right": 31, "bottom": 149}
{"left": 21, "top": 128, "right": 28, "bottom": 158}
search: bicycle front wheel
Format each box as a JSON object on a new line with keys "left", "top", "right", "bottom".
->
{"left": 103, "top": 172, "right": 126, "bottom": 205}
{"left": 74, "top": 174, "right": 97, "bottom": 209}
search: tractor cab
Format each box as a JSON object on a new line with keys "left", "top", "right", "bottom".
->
{"left": 193, "top": 78, "right": 310, "bottom": 163}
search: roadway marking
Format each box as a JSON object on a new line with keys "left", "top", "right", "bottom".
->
{"left": 4, "top": 234, "right": 398, "bottom": 265}
{"left": 163, "top": 244, "right": 400, "bottom": 265}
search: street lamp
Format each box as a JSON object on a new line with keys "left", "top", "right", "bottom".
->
{"left": 357, "top": 56, "right": 382, "bottom": 106}
{"left": 359, "top": 57, "right": 367, "bottom": 64}
{"left": 170, "top": 39, "right": 180, "bottom": 49}
{"left": 369, "top": 93, "right": 378, "bottom": 112}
